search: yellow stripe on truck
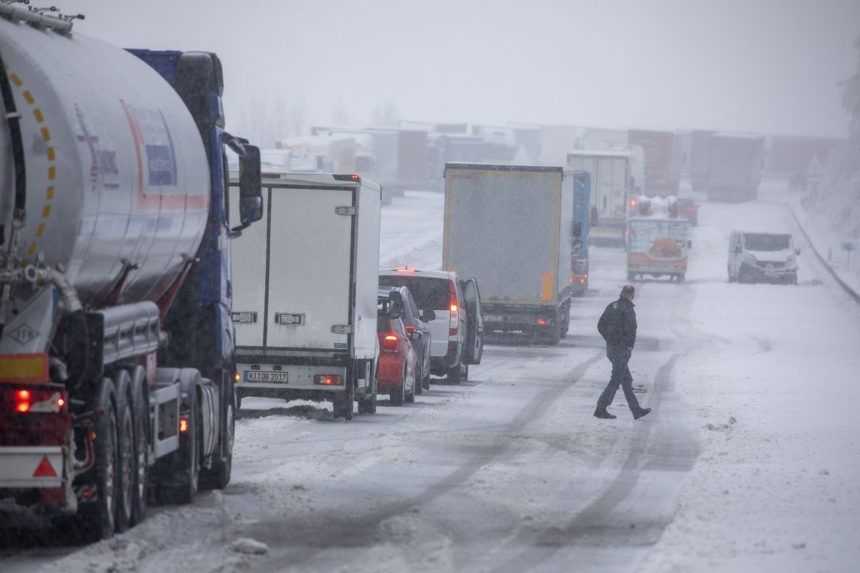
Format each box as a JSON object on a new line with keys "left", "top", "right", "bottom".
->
{"left": 0, "top": 354, "right": 50, "bottom": 383}
{"left": 541, "top": 272, "right": 555, "bottom": 303}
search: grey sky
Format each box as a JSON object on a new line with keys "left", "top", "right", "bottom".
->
{"left": 57, "top": 0, "right": 860, "bottom": 140}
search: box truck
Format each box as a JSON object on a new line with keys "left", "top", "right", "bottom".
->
{"left": 567, "top": 149, "right": 631, "bottom": 247}
{"left": 443, "top": 163, "right": 574, "bottom": 345}
{"left": 230, "top": 173, "right": 381, "bottom": 419}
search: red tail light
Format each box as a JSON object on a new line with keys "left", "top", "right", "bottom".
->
{"left": 382, "top": 334, "right": 400, "bottom": 351}
{"left": 448, "top": 281, "right": 459, "bottom": 335}
{"left": 536, "top": 318, "right": 549, "bottom": 326}
{"left": 8, "top": 386, "right": 67, "bottom": 415}
{"left": 314, "top": 374, "right": 344, "bottom": 386}
{"left": 15, "top": 389, "right": 31, "bottom": 413}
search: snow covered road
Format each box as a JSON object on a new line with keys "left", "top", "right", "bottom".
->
{"left": 3, "top": 188, "right": 860, "bottom": 572}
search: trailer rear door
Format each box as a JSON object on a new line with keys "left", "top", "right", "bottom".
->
{"left": 266, "top": 187, "right": 354, "bottom": 350}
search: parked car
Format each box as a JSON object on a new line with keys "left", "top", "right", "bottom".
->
{"left": 379, "top": 268, "right": 483, "bottom": 384}
{"left": 379, "top": 285, "right": 433, "bottom": 392}
{"left": 376, "top": 289, "right": 418, "bottom": 405}
{"left": 728, "top": 230, "right": 799, "bottom": 284}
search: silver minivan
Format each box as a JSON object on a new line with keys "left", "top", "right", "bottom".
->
{"left": 379, "top": 268, "right": 483, "bottom": 383}
{"left": 728, "top": 231, "right": 799, "bottom": 284}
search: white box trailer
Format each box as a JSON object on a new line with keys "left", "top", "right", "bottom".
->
{"left": 443, "top": 163, "right": 574, "bottom": 345}
{"left": 230, "top": 173, "right": 381, "bottom": 419}
{"left": 567, "top": 149, "right": 631, "bottom": 247}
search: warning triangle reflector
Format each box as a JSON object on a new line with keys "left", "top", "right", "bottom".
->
{"left": 33, "top": 455, "right": 58, "bottom": 478}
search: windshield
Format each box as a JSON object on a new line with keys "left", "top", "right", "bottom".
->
{"left": 379, "top": 275, "right": 449, "bottom": 311}
{"left": 744, "top": 233, "right": 791, "bottom": 251}
{"left": 628, "top": 219, "right": 689, "bottom": 252}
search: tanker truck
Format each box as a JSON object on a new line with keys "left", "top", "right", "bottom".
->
{"left": 0, "top": 6, "right": 263, "bottom": 540}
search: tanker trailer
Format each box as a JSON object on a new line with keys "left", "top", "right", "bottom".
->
{"left": 0, "top": 5, "right": 263, "bottom": 540}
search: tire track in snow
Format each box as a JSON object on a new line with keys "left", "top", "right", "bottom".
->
{"left": 247, "top": 351, "right": 605, "bottom": 572}
{"left": 490, "top": 351, "right": 692, "bottom": 573}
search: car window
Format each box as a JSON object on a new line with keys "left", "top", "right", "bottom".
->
{"left": 380, "top": 275, "right": 449, "bottom": 311}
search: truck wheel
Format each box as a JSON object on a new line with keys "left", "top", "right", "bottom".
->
{"left": 358, "top": 393, "right": 377, "bottom": 414}
{"left": 677, "top": 274, "right": 686, "bottom": 283}
{"left": 128, "top": 367, "right": 149, "bottom": 525}
{"left": 446, "top": 363, "right": 462, "bottom": 384}
{"left": 81, "top": 378, "right": 119, "bottom": 541}
{"left": 201, "top": 380, "right": 234, "bottom": 490}
{"left": 560, "top": 305, "right": 571, "bottom": 338}
{"left": 462, "top": 364, "right": 469, "bottom": 381}
{"left": 113, "top": 371, "right": 134, "bottom": 533}
{"left": 161, "top": 393, "right": 199, "bottom": 504}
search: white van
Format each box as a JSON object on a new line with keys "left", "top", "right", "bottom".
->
{"left": 728, "top": 231, "right": 799, "bottom": 284}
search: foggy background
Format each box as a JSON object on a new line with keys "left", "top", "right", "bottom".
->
{"left": 56, "top": 0, "right": 860, "bottom": 146}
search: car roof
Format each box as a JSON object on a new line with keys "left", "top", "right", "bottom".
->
{"left": 379, "top": 268, "right": 457, "bottom": 281}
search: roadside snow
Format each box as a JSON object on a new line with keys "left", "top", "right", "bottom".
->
{"left": 639, "top": 192, "right": 860, "bottom": 573}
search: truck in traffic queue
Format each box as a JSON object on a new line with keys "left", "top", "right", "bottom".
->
{"left": 0, "top": 6, "right": 263, "bottom": 539}
{"left": 567, "top": 149, "right": 631, "bottom": 247}
{"left": 625, "top": 197, "right": 691, "bottom": 282}
{"left": 229, "top": 173, "right": 381, "bottom": 419}
{"left": 443, "top": 163, "right": 574, "bottom": 345}
{"left": 701, "top": 133, "right": 765, "bottom": 202}
{"left": 570, "top": 171, "right": 591, "bottom": 295}
{"left": 628, "top": 129, "right": 682, "bottom": 197}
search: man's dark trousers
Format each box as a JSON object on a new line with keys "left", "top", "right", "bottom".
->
{"left": 597, "top": 344, "right": 642, "bottom": 414}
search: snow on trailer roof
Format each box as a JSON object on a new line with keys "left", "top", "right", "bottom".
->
{"left": 443, "top": 162, "right": 564, "bottom": 175}
{"left": 256, "top": 171, "right": 380, "bottom": 190}
{"left": 567, "top": 149, "right": 633, "bottom": 159}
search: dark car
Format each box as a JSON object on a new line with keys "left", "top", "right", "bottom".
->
{"left": 380, "top": 285, "right": 434, "bottom": 392}
{"left": 376, "top": 289, "right": 417, "bottom": 405}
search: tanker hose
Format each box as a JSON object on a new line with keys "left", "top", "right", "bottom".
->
{"left": 42, "top": 266, "right": 82, "bottom": 313}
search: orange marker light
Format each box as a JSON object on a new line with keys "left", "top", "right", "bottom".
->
{"left": 179, "top": 417, "right": 189, "bottom": 433}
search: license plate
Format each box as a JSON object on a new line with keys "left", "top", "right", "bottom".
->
{"left": 244, "top": 371, "right": 288, "bottom": 384}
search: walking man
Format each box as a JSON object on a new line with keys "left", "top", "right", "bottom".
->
{"left": 595, "top": 285, "right": 651, "bottom": 420}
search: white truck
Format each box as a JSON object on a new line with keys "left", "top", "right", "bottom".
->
{"left": 230, "top": 173, "right": 381, "bottom": 419}
{"left": 567, "top": 149, "right": 632, "bottom": 247}
{"left": 443, "top": 163, "right": 574, "bottom": 345}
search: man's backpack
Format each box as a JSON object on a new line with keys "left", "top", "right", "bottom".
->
{"left": 597, "top": 301, "right": 623, "bottom": 344}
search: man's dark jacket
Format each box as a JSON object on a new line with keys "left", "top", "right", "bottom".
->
{"left": 597, "top": 297, "right": 637, "bottom": 349}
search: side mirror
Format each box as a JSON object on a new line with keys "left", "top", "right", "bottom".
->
{"left": 224, "top": 132, "right": 263, "bottom": 236}
{"left": 239, "top": 145, "right": 263, "bottom": 226}
{"left": 421, "top": 309, "right": 436, "bottom": 322}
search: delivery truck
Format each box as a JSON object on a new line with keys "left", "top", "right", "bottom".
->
{"left": 0, "top": 6, "right": 263, "bottom": 540}
{"left": 705, "top": 133, "right": 765, "bottom": 202}
{"left": 626, "top": 197, "right": 691, "bottom": 281}
{"left": 567, "top": 149, "right": 630, "bottom": 247}
{"left": 230, "top": 173, "right": 381, "bottom": 419}
{"left": 443, "top": 163, "right": 574, "bottom": 345}
{"left": 628, "top": 129, "right": 682, "bottom": 197}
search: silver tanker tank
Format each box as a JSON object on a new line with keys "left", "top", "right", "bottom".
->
{"left": 0, "top": 16, "right": 210, "bottom": 308}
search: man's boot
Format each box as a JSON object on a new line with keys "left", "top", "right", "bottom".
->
{"left": 633, "top": 407, "right": 652, "bottom": 420}
{"left": 594, "top": 408, "right": 616, "bottom": 419}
